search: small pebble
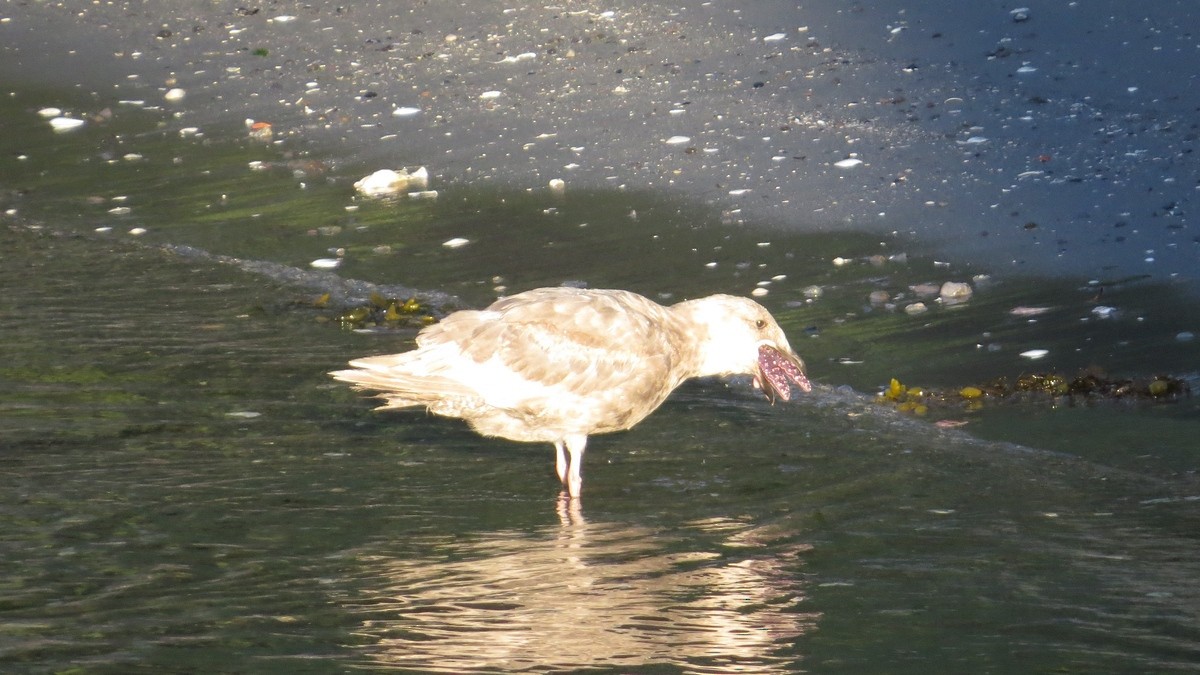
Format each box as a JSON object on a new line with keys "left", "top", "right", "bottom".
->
{"left": 904, "top": 302, "right": 928, "bottom": 315}
{"left": 939, "top": 281, "right": 973, "bottom": 303}
{"left": 1020, "top": 349, "right": 1050, "bottom": 360}
{"left": 443, "top": 237, "right": 470, "bottom": 248}
{"left": 310, "top": 258, "right": 341, "bottom": 269}
{"left": 1176, "top": 331, "right": 1195, "bottom": 342}
{"left": 164, "top": 87, "right": 186, "bottom": 102}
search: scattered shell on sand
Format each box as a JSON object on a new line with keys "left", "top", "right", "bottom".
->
{"left": 495, "top": 52, "right": 537, "bottom": 64}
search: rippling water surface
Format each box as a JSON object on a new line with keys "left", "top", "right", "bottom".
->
{"left": 2, "top": 79, "right": 1199, "bottom": 674}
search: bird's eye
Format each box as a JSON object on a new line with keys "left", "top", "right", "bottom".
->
{"left": 755, "top": 319, "right": 767, "bottom": 329}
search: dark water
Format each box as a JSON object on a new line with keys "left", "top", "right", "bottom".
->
{"left": 3, "top": 75, "right": 1200, "bottom": 673}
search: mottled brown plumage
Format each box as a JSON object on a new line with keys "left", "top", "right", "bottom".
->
{"left": 330, "top": 287, "right": 810, "bottom": 497}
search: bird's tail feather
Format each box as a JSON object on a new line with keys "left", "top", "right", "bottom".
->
{"left": 330, "top": 351, "right": 479, "bottom": 409}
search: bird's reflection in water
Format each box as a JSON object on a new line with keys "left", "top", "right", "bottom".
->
{"left": 347, "top": 497, "right": 818, "bottom": 672}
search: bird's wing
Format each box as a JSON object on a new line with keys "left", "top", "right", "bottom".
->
{"left": 422, "top": 289, "right": 682, "bottom": 400}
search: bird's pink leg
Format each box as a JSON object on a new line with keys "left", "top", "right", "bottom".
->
{"left": 564, "top": 433, "right": 587, "bottom": 498}
{"left": 554, "top": 440, "right": 568, "bottom": 485}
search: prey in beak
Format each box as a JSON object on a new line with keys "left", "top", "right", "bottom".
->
{"left": 753, "top": 344, "right": 812, "bottom": 402}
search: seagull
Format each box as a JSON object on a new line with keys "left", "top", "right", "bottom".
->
{"left": 330, "top": 287, "right": 811, "bottom": 497}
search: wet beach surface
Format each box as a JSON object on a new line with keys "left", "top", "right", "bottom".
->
{"left": 2, "top": 1, "right": 1199, "bottom": 672}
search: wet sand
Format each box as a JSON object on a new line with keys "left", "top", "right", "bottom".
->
{"left": 2, "top": 0, "right": 1197, "bottom": 281}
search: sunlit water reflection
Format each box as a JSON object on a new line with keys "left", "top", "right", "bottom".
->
{"left": 348, "top": 509, "right": 815, "bottom": 672}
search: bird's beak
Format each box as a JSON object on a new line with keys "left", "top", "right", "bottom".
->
{"left": 753, "top": 344, "right": 811, "bottom": 402}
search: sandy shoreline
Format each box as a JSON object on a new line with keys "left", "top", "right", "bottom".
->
{"left": 2, "top": 0, "right": 1196, "bottom": 283}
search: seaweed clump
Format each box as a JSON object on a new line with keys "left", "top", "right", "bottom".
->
{"left": 878, "top": 369, "right": 1191, "bottom": 417}
{"left": 315, "top": 291, "right": 437, "bottom": 330}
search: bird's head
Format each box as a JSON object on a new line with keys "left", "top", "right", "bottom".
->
{"left": 676, "top": 294, "right": 812, "bottom": 402}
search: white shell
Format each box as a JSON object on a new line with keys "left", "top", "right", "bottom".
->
{"left": 49, "top": 116, "right": 85, "bottom": 132}
{"left": 354, "top": 167, "right": 429, "bottom": 197}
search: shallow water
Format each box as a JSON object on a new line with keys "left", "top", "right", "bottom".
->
{"left": 3, "top": 27, "right": 1200, "bottom": 675}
